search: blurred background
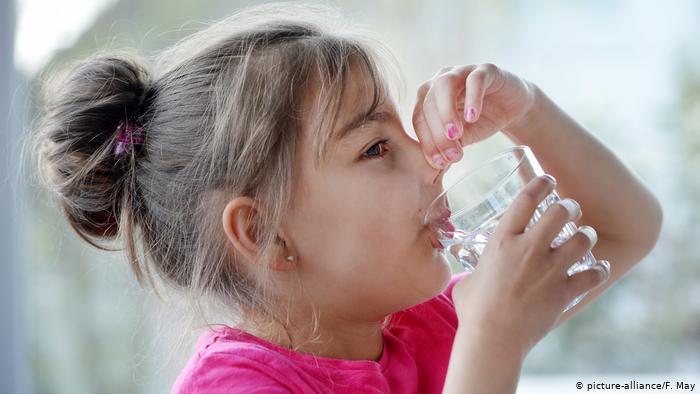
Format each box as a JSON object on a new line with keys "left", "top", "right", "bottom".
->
{"left": 2, "top": 0, "right": 699, "bottom": 392}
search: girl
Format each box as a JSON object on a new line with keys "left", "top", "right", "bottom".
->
{"left": 28, "top": 2, "right": 663, "bottom": 393}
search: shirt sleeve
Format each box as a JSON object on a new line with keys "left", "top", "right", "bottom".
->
{"left": 173, "top": 351, "right": 297, "bottom": 394}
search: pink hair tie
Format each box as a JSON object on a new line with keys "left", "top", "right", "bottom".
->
{"left": 113, "top": 121, "right": 145, "bottom": 156}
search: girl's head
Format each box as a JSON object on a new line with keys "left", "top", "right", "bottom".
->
{"left": 28, "top": 2, "right": 450, "bottom": 340}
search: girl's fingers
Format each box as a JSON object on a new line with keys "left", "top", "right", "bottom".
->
{"left": 563, "top": 260, "right": 610, "bottom": 306}
{"left": 496, "top": 174, "right": 557, "bottom": 237}
{"left": 432, "top": 71, "right": 465, "bottom": 142}
{"left": 412, "top": 85, "right": 444, "bottom": 170}
{"left": 413, "top": 63, "right": 499, "bottom": 169}
{"left": 422, "top": 95, "right": 453, "bottom": 168}
{"left": 464, "top": 63, "right": 498, "bottom": 123}
{"left": 427, "top": 66, "right": 479, "bottom": 162}
{"left": 527, "top": 198, "right": 582, "bottom": 251}
{"left": 551, "top": 227, "right": 598, "bottom": 273}
{"left": 416, "top": 109, "right": 446, "bottom": 169}
{"left": 429, "top": 72, "right": 467, "bottom": 165}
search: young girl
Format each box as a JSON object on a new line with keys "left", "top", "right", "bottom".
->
{"left": 28, "top": 2, "right": 663, "bottom": 393}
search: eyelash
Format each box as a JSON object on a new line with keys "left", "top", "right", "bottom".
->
{"left": 362, "top": 139, "right": 390, "bottom": 160}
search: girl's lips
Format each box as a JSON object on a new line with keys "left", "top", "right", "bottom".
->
{"left": 428, "top": 227, "right": 444, "bottom": 249}
{"left": 435, "top": 208, "right": 455, "bottom": 233}
{"left": 423, "top": 207, "right": 452, "bottom": 249}
{"left": 436, "top": 208, "right": 452, "bottom": 222}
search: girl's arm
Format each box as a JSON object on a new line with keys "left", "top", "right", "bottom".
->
{"left": 443, "top": 176, "right": 609, "bottom": 394}
{"left": 442, "top": 327, "right": 524, "bottom": 394}
{"left": 502, "top": 83, "right": 664, "bottom": 327}
{"left": 413, "top": 63, "right": 658, "bottom": 392}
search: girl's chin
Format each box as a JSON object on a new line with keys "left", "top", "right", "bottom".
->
{"left": 419, "top": 251, "right": 454, "bottom": 296}
{"left": 434, "top": 252, "right": 454, "bottom": 280}
{"left": 410, "top": 228, "right": 454, "bottom": 294}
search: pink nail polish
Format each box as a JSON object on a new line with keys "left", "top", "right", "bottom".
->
{"left": 431, "top": 154, "right": 446, "bottom": 168}
{"left": 445, "top": 147, "right": 461, "bottom": 162}
{"left": 446, "top": 123, "right": 460, "bottom": 140}
{"left": 465, "top": 107, "right": 477, "bottom": 123}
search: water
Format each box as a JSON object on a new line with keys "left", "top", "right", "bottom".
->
{"left": 437, "top": 191, "right": 596, "bottom": 312}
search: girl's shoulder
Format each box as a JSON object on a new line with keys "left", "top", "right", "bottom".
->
{"left": 171, "top": 271, "right": 470, "bottom": 393}
{"left": 171, "top": 324, "right": 390, "bottom": 394}
{"left": 171, "top": 326, "right": 304, "bottom": 393}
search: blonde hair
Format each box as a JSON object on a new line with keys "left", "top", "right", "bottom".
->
{"left": 26, "top": 2, "right": 403, "bottom": 344}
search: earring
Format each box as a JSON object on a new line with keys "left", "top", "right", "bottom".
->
{"left": 286, "top": 255, "right": 295, "bottom": 261}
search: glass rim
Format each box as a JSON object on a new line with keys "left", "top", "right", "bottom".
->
{"left": 423, "top": 144, "right": 533, "bottom": 225}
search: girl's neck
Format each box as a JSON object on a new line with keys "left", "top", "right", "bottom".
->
{"left": 242, "top": 314, "right": 385, "bottom": 362}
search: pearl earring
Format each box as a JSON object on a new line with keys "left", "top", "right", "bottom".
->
{"left": 287, "top": 255, "right": 295, "bottom": 261}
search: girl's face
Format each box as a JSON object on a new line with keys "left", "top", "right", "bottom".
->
{"left": 282, "top": 67, "right": 453, "bottom": 322}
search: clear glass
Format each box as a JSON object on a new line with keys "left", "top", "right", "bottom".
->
{"left": 424, "top": 145, "right": 597, "bottom": 313}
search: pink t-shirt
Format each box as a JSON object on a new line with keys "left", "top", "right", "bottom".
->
{"left": 172, "top": 272, "right": 469, "bottom": 393}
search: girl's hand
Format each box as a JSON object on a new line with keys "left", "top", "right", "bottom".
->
{"left": 412, "top": 62, "right": 538, "bottom": 170}
{"left": 451, "top": 174, "right": 611, "bottom": 356}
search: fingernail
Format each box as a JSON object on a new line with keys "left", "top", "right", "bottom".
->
{"left": 444, "top": 147, "right": 461, "bottom": 162}
{"left": 465, "top": 107, "right": 477, "bottom": 123}
{"left": 446, "top": 123, "right": 461, "bottom": 140}
{"left": 594, "top": 260, "right": 610, "bottom": 281}
{"left": 577, "top": 225, "right": 598, "bottom": 246}
{"left": 557, "top": 198, "right": 580, "bottom": 221}
{"left": 431, "top": 154, "right": 447, "bottom": 168}
{"left": 542, "top": 174, "right": 557, "bottom": 186}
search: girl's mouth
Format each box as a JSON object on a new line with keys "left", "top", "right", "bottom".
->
{"left": 427, "top": 226, "right": 444, "bottom": 249}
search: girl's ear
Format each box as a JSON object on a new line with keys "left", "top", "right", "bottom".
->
{"left": 221, "top": 197, "right": 295, "bottom": 272}
{"left": 221, "top": 196, "right": 259, "bottom": 267}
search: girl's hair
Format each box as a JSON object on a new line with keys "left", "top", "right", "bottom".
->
{"left": 26, "top": 2, "right": 402, "bottom": 340}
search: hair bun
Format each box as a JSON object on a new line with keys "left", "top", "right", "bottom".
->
{"left": 31, "top": 52, "right": 152, "bottom": 244}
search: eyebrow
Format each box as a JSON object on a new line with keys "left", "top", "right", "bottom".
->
{"left": 334, "top": 109, "right": 392, "bottom": 143}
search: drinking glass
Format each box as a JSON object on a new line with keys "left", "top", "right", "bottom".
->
{"left": 424, "top": 145, "right": 598, "bottom": 312}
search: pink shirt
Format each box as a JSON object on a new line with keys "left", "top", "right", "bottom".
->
{"left": 172, "top": 272, "right": 468, "bottom": 393}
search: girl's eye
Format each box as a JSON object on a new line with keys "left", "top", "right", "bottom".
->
{"left": 362, "top": 139, "right": 390, "bottom": 160}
